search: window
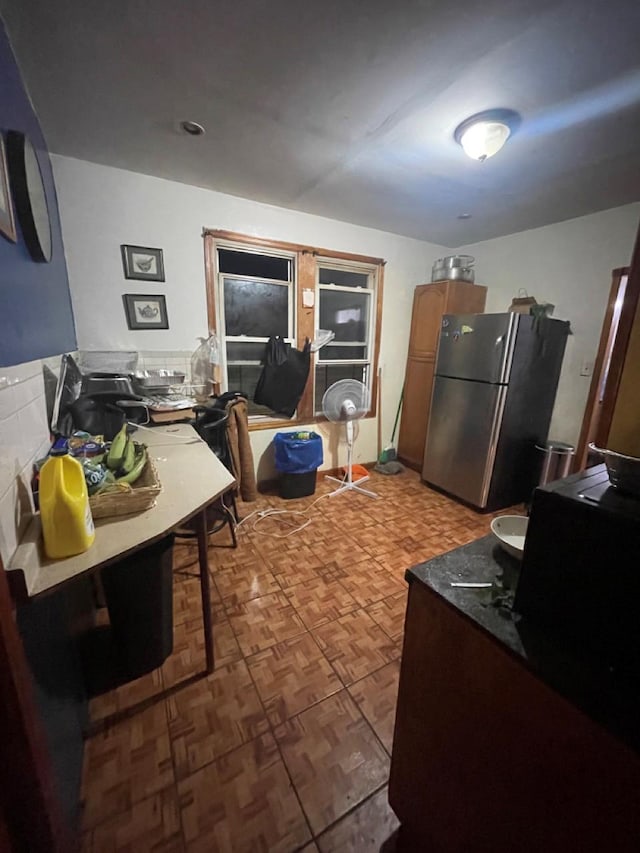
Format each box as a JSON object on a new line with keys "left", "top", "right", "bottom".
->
{"left": 204, "top": 231, "right": 384, "bottom": 425}
{"left": 217, "top": 246, "right": 295, "bottom": 415}
{"left": 315, "top": 262, "right": 377, "bottom": 414}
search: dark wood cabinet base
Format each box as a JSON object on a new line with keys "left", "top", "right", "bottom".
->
{"left": 390, "top": 580, "right": 640, "bottom": 852}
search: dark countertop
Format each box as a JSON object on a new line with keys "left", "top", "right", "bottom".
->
{"left": 407, "top": 535, "right": 640, "bottom": 756}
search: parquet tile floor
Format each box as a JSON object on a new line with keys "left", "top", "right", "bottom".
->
{"left": 80, "top": 468, "right": 516, "bottom": 852}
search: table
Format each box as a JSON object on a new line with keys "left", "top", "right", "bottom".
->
{"left": 7, "top": 424, "right": 236, "bottom": 674}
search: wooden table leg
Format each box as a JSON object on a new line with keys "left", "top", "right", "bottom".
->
{"left": 196, "top": 507, "right": 215, "bottom": 674}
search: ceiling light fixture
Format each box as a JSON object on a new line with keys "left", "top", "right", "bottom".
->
{"left": 180, "top": 120, "right": 206, "bottom": 136}
{"left": 454, "top": 109, "right": 520, "bottom": 161}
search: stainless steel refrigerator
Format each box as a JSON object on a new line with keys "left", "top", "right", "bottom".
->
{"left": 422, "top": 312, "right": 569, "bottom": 510}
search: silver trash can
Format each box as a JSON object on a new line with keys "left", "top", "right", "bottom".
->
{"left": 536, "top": 440, "right": 575, "bottom": 486}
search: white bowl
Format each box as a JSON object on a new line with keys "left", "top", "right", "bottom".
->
{"left": 490, "top": 515, "right": 528, "bottom": 561}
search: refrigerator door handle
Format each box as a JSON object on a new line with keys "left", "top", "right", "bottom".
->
{"left": 479, "top": 385, "right": 509, "bottom": 507}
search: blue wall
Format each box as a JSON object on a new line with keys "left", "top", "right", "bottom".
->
{"left": 0, "top": 20, "right": 76, "bottom": 367}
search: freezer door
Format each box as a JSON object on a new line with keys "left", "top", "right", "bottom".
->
{"left": 436, "top": 312, "right": 518, "bottom": 383}
{"left": 423, "top": 375, "right": 508, "bottom": 508}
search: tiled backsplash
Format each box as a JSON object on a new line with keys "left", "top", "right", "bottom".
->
{"left": 0, "top": 356, "right": 60, "bottom": 565}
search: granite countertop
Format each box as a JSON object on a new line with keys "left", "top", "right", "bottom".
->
{"left": 407, "top": 535, "right": 640, "bottom": 755}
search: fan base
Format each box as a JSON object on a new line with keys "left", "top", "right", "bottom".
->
{"left": 325, "top": 474, "right": 378, "bottom": 499}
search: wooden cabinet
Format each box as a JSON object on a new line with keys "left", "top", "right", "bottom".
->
{"left": 398, "top": 280, "right": 486, "bottom": 470}
{"left": 390, "top": 580, "right": 640, "bottom": 852}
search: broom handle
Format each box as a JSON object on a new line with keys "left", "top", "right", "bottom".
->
{"left": 390, "top": 386, "right": 404, "bottom": 443}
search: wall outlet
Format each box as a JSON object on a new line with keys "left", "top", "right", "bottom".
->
{"left": 580, "top": 359, "right": 594, "bottom": 377}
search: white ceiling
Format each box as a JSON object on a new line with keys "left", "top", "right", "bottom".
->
{"left": 2, "top": 0, "right": 640, "bottom": 245}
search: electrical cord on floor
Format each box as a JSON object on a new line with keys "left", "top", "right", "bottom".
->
{"left": 234, "top": 487, "right": 339, "bottom": 538}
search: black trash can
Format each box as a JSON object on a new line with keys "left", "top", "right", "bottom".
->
{"left": 101, "top": 534, "right": 174, "bottom": 678}
{"left": 274, "top": 431, "right": 323, "bottom": 500}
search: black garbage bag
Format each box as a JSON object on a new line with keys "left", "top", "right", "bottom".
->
{"left": 253, "top": 336, "right": 311, "bottom": 418}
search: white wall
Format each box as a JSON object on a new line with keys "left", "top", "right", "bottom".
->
{"left": 52, "top": 155, "right": 445, "bottom": 474}
{"left": 460, "top": 204, "right": 640, "bottom": 445}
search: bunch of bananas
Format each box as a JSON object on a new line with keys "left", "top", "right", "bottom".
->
{"left": 105, "top": 425, "right": 148, "bottom": 486}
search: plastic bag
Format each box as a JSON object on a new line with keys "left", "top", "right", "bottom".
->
{"left": 274, "top": 431, "right": 323, "bottom": 473}
{"left": 190, "top": 334, "right": 220, "bottom": 393}
{"left": 254, "top": 336, "right": 311, "bottom": 418}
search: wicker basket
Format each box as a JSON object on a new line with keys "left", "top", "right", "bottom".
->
{"left": 89, "top": 455, "right": 162, "bottom": 520}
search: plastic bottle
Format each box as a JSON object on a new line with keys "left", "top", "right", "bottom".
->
{"left": 40, "top": 438, "right": 95, "bottom": 559}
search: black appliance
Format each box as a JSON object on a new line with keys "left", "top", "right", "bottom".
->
{"left": 423, "top": 313, "right": 569, "bottom": 510}
{"left": 514, "top": 466, "right": 640, "bottom": 676}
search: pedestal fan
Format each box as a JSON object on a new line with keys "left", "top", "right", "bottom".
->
{"left": 322, "top": 379, "right": 378, "bottom": 499}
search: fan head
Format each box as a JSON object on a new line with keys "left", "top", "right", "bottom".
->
{"left": 322, "top": 379, "right": 370, "bottom": 422}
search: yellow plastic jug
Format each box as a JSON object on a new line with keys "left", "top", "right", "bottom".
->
{"left": 40, "top": 441, "right": 95, "bottom": 559}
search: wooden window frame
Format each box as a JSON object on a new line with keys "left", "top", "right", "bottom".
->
{"left": 314, "top": 259, "right": 378, "bottom": 416}
{"left": 203, "top": 229, "right": 384, "bottom": 429}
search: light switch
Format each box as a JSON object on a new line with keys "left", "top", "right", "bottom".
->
{"left": 580, "top": 359, "right": 594, "bottom": 377}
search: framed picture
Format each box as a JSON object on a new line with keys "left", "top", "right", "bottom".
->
{"left": 0, "top": 135, "right": 17, "bottom": 243}
{"left": 121, "top": 244, "right": 165, "bottom": 281}
{"left": 123, "top": 293, "right": 169, "bottom": 330}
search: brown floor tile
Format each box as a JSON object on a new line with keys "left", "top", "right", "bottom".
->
{"left": 339, "top": 563, "right": 406, "bottom": 608}
{"left": 210, "top": 536, "right": 264, "bottom": 561}
{"left": 173, "top": 577, "right": 221, "bottom": 626}
{"left": 246, "top": 633, "right": 342, "bottom": 726}
{"left": 309, "top": 539, "right": 372, "bottom": 573}
{"left": 313, "top": 609, "right": 400, "bottom": 686}
{"left": 250, "top": 526, "right": 310, "bottom": 552}
{"left": 81, "top": 702, "right": 174, "bottom": 830}
{"left": 373, "top": 548, "right": 420, "bottom": 575}
{"left": 314, "top": 559, "right": 350, "bottom": 583}
{"left": 275, "top": 691, "right": 390, "bottom": 836}
{"left": 89, "top": 668, "right": 164, "bottom": 723}
{"left": 178, "top": 733, "right": 310, "bottom": 852}
{"left": 214, "top": 558, "right": 281, "bottom": 605}
{"left": 316, "top": 786, "right": 400, "bottom": 852}
{"left": 352, "top": 526, "right": 405, "bottom": 558}
{"left": 226, "top": 592, "right": 306, "bottom": 656}
{"left": 262, "top": 546, "right": 325, "bottom": 589}
{"left": 167, "top": 660, "right": 269, "bottom": 780}
{"left": 90, "top": 787, "right": 183, "bottom": 853}
{"left": 348, "top": 661, "right": 401, "bottom": 754}
{"left": 162, "top": 617, "right": 241, "bottom": 688}
{"left": 284, "top": 575, "right": 359, "bottom": 628}
{"left": 365, "top": 591, "right": 408, "bottom": 642}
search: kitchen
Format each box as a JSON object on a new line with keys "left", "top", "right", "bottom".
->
{"left": 1, "top": 1, "right": 640, "bottom": 851}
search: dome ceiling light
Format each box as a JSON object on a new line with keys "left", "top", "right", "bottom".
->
{"left": 454, "top": 109, "right": 521, "bottom": 161}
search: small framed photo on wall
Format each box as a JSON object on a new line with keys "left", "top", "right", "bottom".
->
{"left": 0, "top": 135, "right": 17, "bottom": 243}
{"left": 121, "top": 244, "right": 165, "bottom": 281}
{"left": 123, "top": 293, "right": 169, "bottom": 330}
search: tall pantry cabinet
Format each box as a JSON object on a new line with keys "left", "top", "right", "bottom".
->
{"left": 398, "top": 280, "right": 487, "bottom": 470}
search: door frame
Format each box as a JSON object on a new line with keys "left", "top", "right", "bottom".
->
{"left": 575, "top": 217, "right": 640, "bottom": 469}
{"left": 574, "top": 267, "right": 629, "bottom": 470}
